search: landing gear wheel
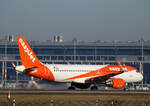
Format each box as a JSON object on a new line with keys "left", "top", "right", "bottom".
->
{"left": 91, "top": 86, "right": 98, "bottom": 91}
{"left": 68, "top": 86, "right": 76, "bottom": 90}
{"left": 123, "top": 87, "right": 128, "bottom": 91}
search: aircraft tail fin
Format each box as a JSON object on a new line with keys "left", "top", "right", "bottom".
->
{"left": 17, "top": 36, "right": 42, "bottom": 69}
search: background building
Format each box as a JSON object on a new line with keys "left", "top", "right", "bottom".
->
{"left": 0, "top": 35, "right": 150, "bottom": 89}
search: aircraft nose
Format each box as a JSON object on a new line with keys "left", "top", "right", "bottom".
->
{"left": 137, "top": 73, "right": 143, "bottom": 82}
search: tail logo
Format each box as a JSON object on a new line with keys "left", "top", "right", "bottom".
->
{"left": 19, "top": 38, "right": 36, "bottom": 63}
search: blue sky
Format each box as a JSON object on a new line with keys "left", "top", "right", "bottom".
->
{"left": 0, "top": 0, "right": 150, "bottom": 41}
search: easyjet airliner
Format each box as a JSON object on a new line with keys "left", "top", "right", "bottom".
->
{"left": 11, "top": 36, "right": 143, "bottom": 90}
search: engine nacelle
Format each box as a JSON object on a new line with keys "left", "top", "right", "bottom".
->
{"left": 106, "top": 78, "right": 125, "bottom": 89}
{"left": 73, "top": 83, "right": 91, "bottom": 89}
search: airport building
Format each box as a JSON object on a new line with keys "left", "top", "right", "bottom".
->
{"left": 0, "top": 35, "right": 150, "bottom": 88}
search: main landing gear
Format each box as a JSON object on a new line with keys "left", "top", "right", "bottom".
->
{"left": 67, "top": 83, "right": 98, "bottom": 90}
{"left": 90, "top": 86, "right": 98, "bottom": 90}
{"left": 68, "top": 83, "right": 76, "bottom": 90}
{"left": 68, "top": 86, "right": 76, "bottom": 90}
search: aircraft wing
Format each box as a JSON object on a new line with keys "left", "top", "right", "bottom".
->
{"left": 69, "top": 71, "right": 123, "bottom": 84}
{"left": 86, "top": 71, "right": 123, "bottom": 84}
{"left": 87, "top": 60, "right": 125, "bottom": 83}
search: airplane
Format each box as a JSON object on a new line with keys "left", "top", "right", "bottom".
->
{"left": 11, "top": 36, "right": 143, "bottom": 90}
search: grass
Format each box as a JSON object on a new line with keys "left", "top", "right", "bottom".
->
{"left": 0, "top": 92, "right": 150, "bottom": 106}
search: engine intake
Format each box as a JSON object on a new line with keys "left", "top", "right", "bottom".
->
{"left": 106, "top": 78, "right": 125, "bottom": 89}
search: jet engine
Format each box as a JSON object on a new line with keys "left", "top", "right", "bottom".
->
{"left": 73, "top": 83, "right": 91, "bottom": 89}
{"left": 106, "top": 78, "right": 125, "bottom": 89}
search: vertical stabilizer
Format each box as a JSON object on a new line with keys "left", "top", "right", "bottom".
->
{"left": 17, "top": 36, "right": 42, "bottom": 69}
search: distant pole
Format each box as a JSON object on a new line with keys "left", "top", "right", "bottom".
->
{"left": 4, "top": 69, "right": 7, "bottom": 82}
{"left": 16, "top": 61, "right": 19, "bottom": 86}
{"left": 73, "top": 39, "right": 76, "bottom": 64}
{"left": 12, "top": 98, "right": 16, "bottom": 106}
{"left": 95, "top": 46, "right": 97, "bottom": 64}
{"left": 4, "top": 37, "right": 7, "bottom": 89}
{"left": 7, "top": 88, "right": 11, "bottom": 100}
{"left": 141, "top": 38, "right": 144, "bottom": 88}
{"left": 111, "top": 101, "right": 114, "bottom": 106}
{"left": 95, "top": 99, "right": 99, "bottom": 106}
{"left": 114, "top": 41, "right": 117, "bottom": 61}
{"left": 50, "top": 98, "right": 54, "bottom": 106}
{"left": 2, "top": 62, "right": 4, "bottom": 87}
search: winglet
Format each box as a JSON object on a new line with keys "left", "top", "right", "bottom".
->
{"left": 11, "top": 62, "right": 15, "bottom": 68}
{"left": 11, "top": 62, "right": 18, "bottom": 72}
{"left": 117, "top": 60, "right": 124, "bottom": 72}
